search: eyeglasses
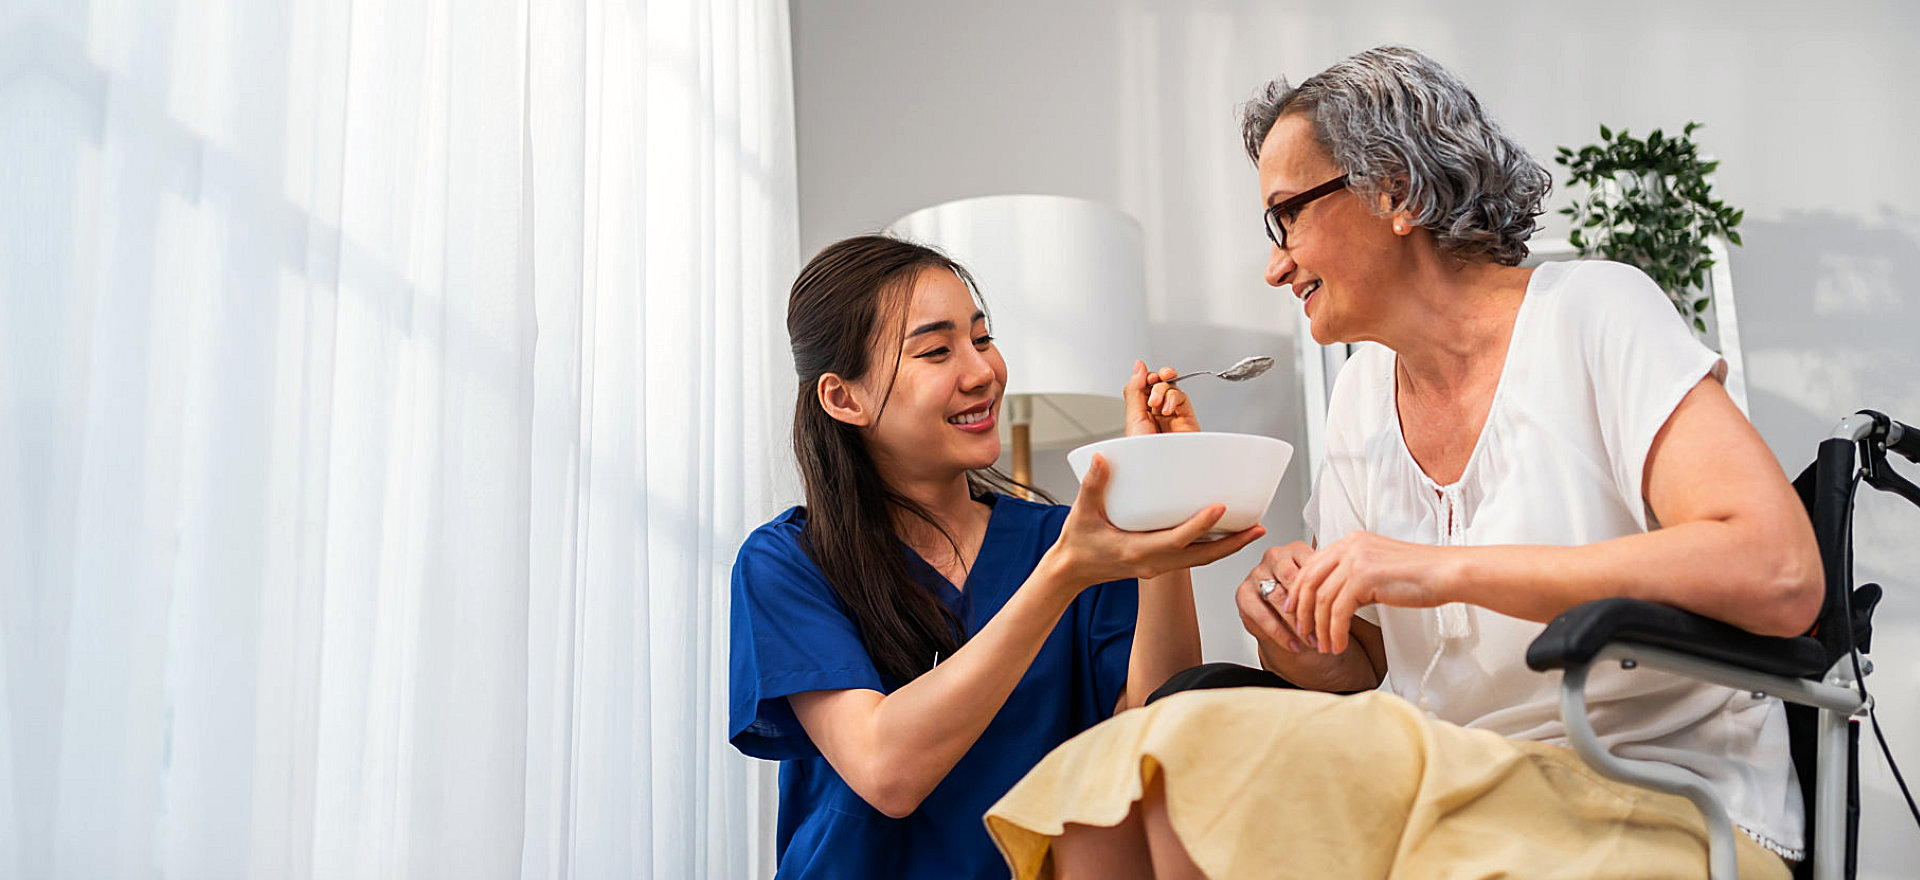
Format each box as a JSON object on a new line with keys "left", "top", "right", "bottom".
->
{"left": 1263, "top": 174, "right": 1350, "bottom": 249}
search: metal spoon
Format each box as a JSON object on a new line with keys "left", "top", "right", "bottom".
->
{"left": 1162, "top": 355, "right": 1274, "bottom": 386}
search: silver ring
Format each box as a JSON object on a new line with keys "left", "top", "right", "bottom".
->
{"left": 1257, "top": 578, "right": 1278, "bottom": 598}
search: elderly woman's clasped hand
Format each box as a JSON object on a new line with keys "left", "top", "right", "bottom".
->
{"left": 1239, "top": 534, "right": 1453, "bottom": 656}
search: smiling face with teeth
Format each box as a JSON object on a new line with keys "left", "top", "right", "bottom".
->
{"left": 850, "top": 267, "right": 1008, "bottom": 486}
{"left": 1257, "top": 112, "right": 1411, "bottom": 347}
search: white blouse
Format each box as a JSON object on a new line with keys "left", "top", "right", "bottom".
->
{"left": 1305, "top": 259, "right": 1803, "bottom": 857}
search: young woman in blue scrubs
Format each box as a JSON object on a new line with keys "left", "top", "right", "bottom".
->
{"left": 728, "top": 235, "right": 1262, "bottom": 878}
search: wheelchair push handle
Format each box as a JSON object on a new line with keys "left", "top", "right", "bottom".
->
{"left": 1886, "top": 417, "right": 1920, "bottom": 465}
{"left": 1843, "top": 410, "right": 1920, "bottom": 511}
{"left": 1839, "top": 410, "right": 1920, "bottom": 464}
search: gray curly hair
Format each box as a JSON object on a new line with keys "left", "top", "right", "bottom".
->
{"left": 1240, "top": 46, "right": 1549, "bottom": 266}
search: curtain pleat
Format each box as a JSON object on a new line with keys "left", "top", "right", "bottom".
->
{"left": 1, "top": 0, "right": 796, "bottom": 876}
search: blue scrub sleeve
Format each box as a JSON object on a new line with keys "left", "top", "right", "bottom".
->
{"left": 729, "top": 517, "right": 886, "bottom": 761}
{"left": 1077, "top": 576, "right": 1139, "bottom": 723}
{"left": 1035, "top": 505, "right": 1138, "bottom": 724}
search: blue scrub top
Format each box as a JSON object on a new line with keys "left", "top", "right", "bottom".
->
{"left": 728, "top": 493, "right": 1138, "bottom": 879}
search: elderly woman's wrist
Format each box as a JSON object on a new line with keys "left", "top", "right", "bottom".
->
{"left": 1435, "top": 548, "right": 1476, "bottom": 605}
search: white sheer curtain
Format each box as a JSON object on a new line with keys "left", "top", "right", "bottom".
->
{"left": 2, "top": 0, "right": 795, "bottom": 876}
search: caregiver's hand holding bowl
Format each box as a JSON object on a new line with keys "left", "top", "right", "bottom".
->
{"left": 1069, "top": 361, "right": 1293, "bottom": 539}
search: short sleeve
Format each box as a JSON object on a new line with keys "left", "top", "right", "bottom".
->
{"left": 1307, "top": 460, "right": 1379, "bottom": 626}
{"left": 1573, "top": 262, "right": 1726, "bottom": 525}
{"left": 1307, "top": 347, "right": 1379, "bottom": 624}
{"left": 1305, "top": 452, "right": 1366, "bottom": 551}
{"left": 728, "top": 515, "right": 886, "bottom": 761}
{"left": 1304, "top": 342, "right": 1383, "bottom": 549}
{"left": 1030, "top": 504, "right": 1136, "bottom": 723}
{"left": 1076, "top": 578, "right": 1138, "bottom": 721}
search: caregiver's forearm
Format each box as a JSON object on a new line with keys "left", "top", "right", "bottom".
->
{"left": 1120, "top": 570, "right": 1204, "bottom": 711}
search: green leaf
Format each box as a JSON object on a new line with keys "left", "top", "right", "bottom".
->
{"left": 1600, "top": 123, "right": 1613, "bottom": 140}
{"left": 1726, "top": 230, "right": 1743, "bottom": 246}
{"left": 1559, "top": 120, "right": 1738, "bottom": 287}
{"left": 1693, "top": 317, "right": 1707, "bottom": 333}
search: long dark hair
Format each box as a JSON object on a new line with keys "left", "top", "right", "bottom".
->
{"left": 788, "top": 235, "right": 1047, "bottom": 687}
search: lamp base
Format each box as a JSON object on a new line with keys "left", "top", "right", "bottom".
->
{"left": 1012, "top": 423, "right": 1033, "bottom": 500}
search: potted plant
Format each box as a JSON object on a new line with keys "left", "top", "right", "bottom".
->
{"left": 1555, "top": 122, "right": 1745, "bottom": 338}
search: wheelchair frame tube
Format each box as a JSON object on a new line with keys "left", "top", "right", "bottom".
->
{"left": 1559, "top": 659, "right": 1738, "bottom": 880}
{"left": 1558, "top": 644, "right": 1864, "bottom": 880}
{"left": 1814, "top": 413, "right": 1876, "bottom": 880}
{"left": 1815, "top": 654, "right": 1864, "bottom": 880}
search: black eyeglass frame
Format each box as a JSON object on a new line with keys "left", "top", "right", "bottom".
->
{"left": 1263, "top": 174, "right": 1351, "bottom": 249}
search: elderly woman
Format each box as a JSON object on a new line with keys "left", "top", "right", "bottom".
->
{"left": 982, "top": 46, "right": 1819, "bottom": 880}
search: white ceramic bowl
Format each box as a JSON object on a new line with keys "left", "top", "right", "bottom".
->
{"left": 1066, "top": 432, "right": 1293, "bottom": 537}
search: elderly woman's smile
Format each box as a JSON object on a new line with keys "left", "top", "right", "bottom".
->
{"left": 1254, "top": 111, "right": 1386, "bottom": 343}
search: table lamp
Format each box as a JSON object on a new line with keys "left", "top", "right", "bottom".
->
{"left": 891, "top": 195, "right": 1152, "bottom": 493}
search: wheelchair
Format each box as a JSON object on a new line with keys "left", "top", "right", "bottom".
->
{"left": 1529, "top": 410, "right": 1920, "bottom": 880}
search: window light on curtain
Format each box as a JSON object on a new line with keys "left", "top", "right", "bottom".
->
{"left": 2, "top": 0, "right": 795, "bottom": 876}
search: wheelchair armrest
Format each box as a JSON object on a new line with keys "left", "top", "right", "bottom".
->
{"left": 1526, "top": 597, "right": 1829, "bottom": 679}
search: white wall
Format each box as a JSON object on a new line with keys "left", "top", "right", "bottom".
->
{"left": 792, "top": 1, "right": 1920, "bottom": 871}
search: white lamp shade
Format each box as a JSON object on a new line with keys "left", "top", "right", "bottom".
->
{"left": 891, "top": 195, "right": 1152, "bottom": 448}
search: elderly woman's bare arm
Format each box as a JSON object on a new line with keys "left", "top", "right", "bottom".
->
{"left": 1288, "top": 375, "right": 1822, "bottom": 655}
{"left": 1474, "top": 373, "right": 1822, "bottom": 635}
{"left": 1617, "top": 374, "right": 1823, "bottom": 633}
